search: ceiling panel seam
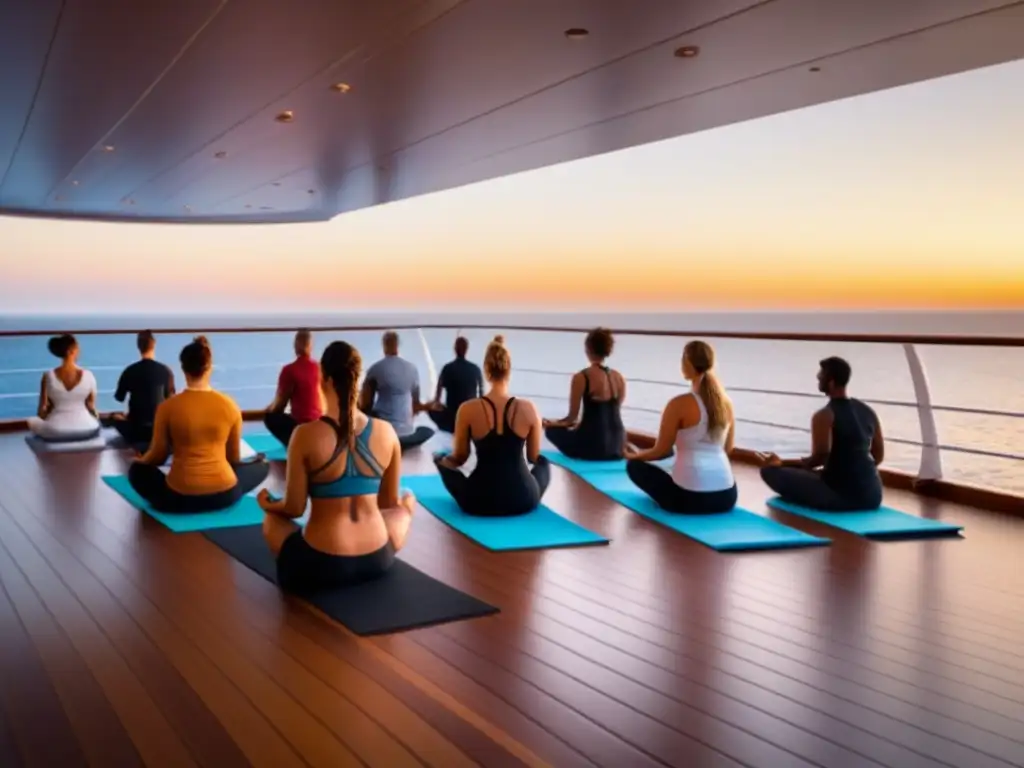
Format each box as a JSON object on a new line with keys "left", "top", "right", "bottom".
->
{"left": 446, "top": 1, "right": 1024, "bottom": 182}
{"left": 203, "top": 0, "right": 777, "bottom": 213}
{"left": 0, "top": 0, "right": 68, "bottom": 197}
{"left": 40, "top": 0, "right": 231, "bottom": 206}
{"left": 123, "top": 0, "right": 469, "bottom": 203}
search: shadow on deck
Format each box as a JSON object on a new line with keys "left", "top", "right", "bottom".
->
{"left": 0, "top": 430, "right": 1022, "bottom": 768}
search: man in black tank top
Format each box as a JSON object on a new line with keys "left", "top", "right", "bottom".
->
{"left": 758, "top": 357, "right": 885, "bottom": 511}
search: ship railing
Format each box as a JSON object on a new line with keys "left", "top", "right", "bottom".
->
{"left": 1, "top": 324, "right": 1020, "bottom": 515}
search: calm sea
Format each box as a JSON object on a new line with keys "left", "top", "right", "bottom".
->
{"left": 1, "top": 312, "right": 1021, "bottom": 496}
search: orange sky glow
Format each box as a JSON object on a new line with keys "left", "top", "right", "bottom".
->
{"left": 1, "top": 58, "right": 1022, "bottom": 314}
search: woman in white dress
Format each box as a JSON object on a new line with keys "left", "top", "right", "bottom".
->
{"left": 27, "top": 334, "right": 102, "bottom": 442}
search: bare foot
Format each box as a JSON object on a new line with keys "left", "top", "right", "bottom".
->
{"left": 400, "top": 491, "right": 416, "bottom": 513}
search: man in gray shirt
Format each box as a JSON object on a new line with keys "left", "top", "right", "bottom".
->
{"left": 360, "top": 331, "right": 435, "bottom": 450}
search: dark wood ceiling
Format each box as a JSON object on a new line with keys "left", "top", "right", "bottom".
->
{"left": 1, "top": 0, "right": 1022, "bottom": 224}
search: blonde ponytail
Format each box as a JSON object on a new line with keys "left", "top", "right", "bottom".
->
{"left": 684, "top": 340, "right": 731, "bottom": 436}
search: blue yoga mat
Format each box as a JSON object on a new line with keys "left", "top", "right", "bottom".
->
{"left": 401, "top": 474, "right": 608, "bottom": 551}
{"left": 101, "top": 475, "right": 266, "bottom": 533}
{"left": 541, "top": 450, "right": 674, "bottom": 474}
{"left": 244, "top": 433, "right": 288, "bottom": 461}
{"left": 570, "top": 469, "right": 828, "bottom": 551}
{"left": 767, "top": 497, "right": 963, "bottom": 538}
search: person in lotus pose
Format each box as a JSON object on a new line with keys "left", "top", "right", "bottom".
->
{"left": 360, "top": 331, "right": 434, "bottom": 450}
{"left": 425, "top": 335, "right": 483, "bottom": 433}
{"left": 128, "top": 336, "right": 270, "bottom": 512}
{"left": 758, "top": 356, "right": 884, "bottom": 511}
{"left": 28, "top": 334, "right": 102, "bottom": 442}
{"left": 263, "top": 329, "right": 323, "bottom": 448}
{"left": 110, "top": 330, "right": 175, "bottom": 449}
{"left": 624, "top": 340, "right": 738, "bottom": 514}
{"left": 434, "top": 335, "right": 550, "bottom": 516}
{"left": 543, "top": 327, "right": 627, "bottom": 460}
{"left": 258, "top": 340, "right": 416, "bottom": 591}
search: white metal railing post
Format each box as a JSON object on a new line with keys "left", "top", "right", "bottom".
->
{"left": 417, "top": 328, "right": 438, "bottom": 396}
{"left": 902, "top": 343, "right": 943, "bottom": 481}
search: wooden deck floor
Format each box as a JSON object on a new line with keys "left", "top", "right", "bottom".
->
{"left": 0, "top": 431, "right": 1022, "bottom": 768}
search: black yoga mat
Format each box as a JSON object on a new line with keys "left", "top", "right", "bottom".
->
{"left": 203, "top": 525, "right": 499, "bottom": 635}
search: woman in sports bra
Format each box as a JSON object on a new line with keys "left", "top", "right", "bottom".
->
{"left": 257, "top": 340, "right": 415, "bottom": 592}
{"left": 28, "top": 334, "right": 102, "bottom": 442}
{"left": 543, "top": 327, "right": 627, "bottom": 460}
{"left": 624, "top": 340, "right": 738, "bottom": 514}
{"left": 433, "top": 335, "right": 550, "bottom": 516}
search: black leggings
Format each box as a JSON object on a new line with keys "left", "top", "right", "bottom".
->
{"left": 399, "top": 426, "right": 434, "bottom": 451}
{"left": 626, "top": 460, "right": 737, "bottom": 514}
{"left": 760, "top": 466, "right": 881, "bottom": 511}
{"left": 545, "top": 425, "right": 623, "bottom": 461}
{"left": 112, "top": 419, "right": 153, "bottom": 451}
{"left": 127, "top": 459, "right": 270, "bottom": 513}
{"left": 436, "top": 456, "right": 552, "bottom": 516}
{"left": 427, "top": 408, "right": 457, "bottom": 434}
{"left": 264, "top": 412, "right": 298, "bottom": 447}
{"left": 277, "top": 534, "right": 394, "bottom": 593}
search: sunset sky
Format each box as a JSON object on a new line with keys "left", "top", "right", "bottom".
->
{"left": 2, "top": 58, "right": 1022, "bottom": 314}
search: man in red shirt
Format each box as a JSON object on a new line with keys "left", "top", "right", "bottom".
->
{"left": 263, "top": 329, "right": 323, "bottom": 447}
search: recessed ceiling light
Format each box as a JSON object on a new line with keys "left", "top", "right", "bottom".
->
{"left": 307, "top": 189, "right": 315, "bottom": 194}
{"left": 214, "top": 150, "right": 227, "bottom": 159}
{"left": 674, "top": 45, "right": 700, "bottom": 58}
{"left": 809, "top": 66, "right": 821, "bottom": 72}
{"left": 564, "top": 28, "right": 589, "bottom": 40}
{"left": 102, "top": 144, "right": 115, "bottom": 152}
{"left": 244, "top": 204, "right": 252, "bottom": 209}
{"left": 274, "top": 110, "right": 294, "bottom": 123}
{"left": 272, "top": 182, "right": 281, "bottom": 187}
{"left": 330, "top": 82, "right": 351, "bottom": 93}
{"left": 71, "top": 180, "right": 79, "bottom": 186}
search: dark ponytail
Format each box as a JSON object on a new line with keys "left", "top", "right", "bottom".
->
{"left": 321, "top": 341, "right": 363, "bottom": 520}
{"left": 320, "top": 341, "right": 362, "bottom": 448}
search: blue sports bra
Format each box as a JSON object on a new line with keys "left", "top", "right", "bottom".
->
{"left": 308, "top": 416, "right": 385, "bottom": 498}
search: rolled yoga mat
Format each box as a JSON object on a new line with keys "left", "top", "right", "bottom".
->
{"left": 203, "top": 524, "right": 499, "bottom": 636}
{"left": 559, "top": 467, "right": 829, "bottom": 552}
{"left": 401, "top": 474, "right": 609, "bottom": 551}
{"left": 101, "top": 475, "right": 265, "bottom": 533}
{"left": 766, "top": 497, "right": 963, "bottom": 539}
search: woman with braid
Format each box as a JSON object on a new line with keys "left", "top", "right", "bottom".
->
{"left": 258, "top": 340, "right": 416, "bottom": 591}
{"left": 624, "top": 340, "right": 738, "bottom": 513}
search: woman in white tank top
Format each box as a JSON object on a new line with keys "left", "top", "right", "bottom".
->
{"left": 624, "top": 340, "right": 738, "bottom": 513}
{"left": 27, "top": 334, "right": 102, "bottom": 442}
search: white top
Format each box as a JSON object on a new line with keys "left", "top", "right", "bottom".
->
{"left": 671, "top": 392, "right": 734, "bottom": 492}
{"left": 36, "top": 368, "right": 100, "bottom": 434}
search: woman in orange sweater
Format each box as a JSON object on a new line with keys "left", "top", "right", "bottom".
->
{"left": 128, "top": 336, "right": 270, "bottom": 512}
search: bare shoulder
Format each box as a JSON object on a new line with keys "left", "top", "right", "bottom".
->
{"left": 812, "top": 405, "right": 834, "bottom": 422}
{"left": 514, "top": 396, "right": 541, "bottom": 422}
{"left": 370, "top": 415, "right": 398, "bottom": 441}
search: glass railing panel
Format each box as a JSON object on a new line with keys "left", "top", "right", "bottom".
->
{"left": 2, "top": 325, "right": 1021, "bottom": 498}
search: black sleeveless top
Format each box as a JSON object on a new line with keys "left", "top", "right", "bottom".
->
{"left": 575, "top": 367, "right": 626, "bottom": 459}
{"left": 467, "top": 397, "right": 535, "bottom": 490}
{"left": 822, "top": 398, "right": 883, "bottom": 506}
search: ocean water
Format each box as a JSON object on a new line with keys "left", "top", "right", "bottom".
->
{"left": 1, "top": 312, "right": 1021, "bottom": 496}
